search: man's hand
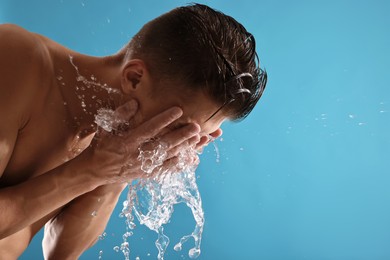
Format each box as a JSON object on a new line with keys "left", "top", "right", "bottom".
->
{"left": 83, "top": 100, "right": 201, "bottom": 185}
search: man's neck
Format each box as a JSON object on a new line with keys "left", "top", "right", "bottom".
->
{"left": 53, "top": 49, "right": 126, "bottom": 137}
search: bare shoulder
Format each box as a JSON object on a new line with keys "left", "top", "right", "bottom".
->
{"left": 0, "top": 24, "right": 50, "bottom": 126}
{"left": 0, "top": 24, "right": 52, "bottom": 176}
{"left": 0, "top": 24, "right": 48, "bottom": 51}
{"left": 0, "top": 23, "right": 45, "bottom": 68}
{"left": 0, "top": 23, "right": 48, "bottom": 76}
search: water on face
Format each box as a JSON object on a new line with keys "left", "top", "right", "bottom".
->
{"left": 94, "top": 107, "right": 206, "bottom": 260}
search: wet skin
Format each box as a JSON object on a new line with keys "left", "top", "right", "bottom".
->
{"left": 0, "top": 24, "right": 223, "bottom": 259}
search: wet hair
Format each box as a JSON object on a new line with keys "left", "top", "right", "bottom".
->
{"left": 124, "top": 3, "right": 267, "bottom": 121}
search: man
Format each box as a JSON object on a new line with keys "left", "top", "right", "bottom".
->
{"left": 0, "top": 3, "right": 267, "bottom": 259}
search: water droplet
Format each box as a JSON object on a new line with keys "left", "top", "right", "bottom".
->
{"left": 189, "top": 248, "right": 200, "bottom": 258}
{"left": 174, "top": 243, "right": 182, "bottom": 251}
{"left": 91, "top": 210, "right": 98, "bottom": 217}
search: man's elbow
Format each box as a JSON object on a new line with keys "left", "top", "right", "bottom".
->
{"left": 42, "top": 222, "right": 98, "bottom": 260}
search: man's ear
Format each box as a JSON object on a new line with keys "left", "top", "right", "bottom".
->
{"left": 121, "top": 59, "right": 146, "bottom": 95}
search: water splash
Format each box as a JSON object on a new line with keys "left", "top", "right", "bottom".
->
{"left": 94, "top": 108, "right": 129, "bottom": 133}
{"left": 137, "top": 140, "right": 168, "bottom": 174}
{"left": 120, "top": 140, "right": 204, "bottom": 260}
{"left": 98, "top": 232, "right": 107, "bottom": 241}
{"left": 93, "top": 100, "right": 207, "bottom": 259}
{"left": 209, "top": 136, "right": 220, "bottom": 163}
{"left": 69, "top": 55, "right": 120, "bottom": 94}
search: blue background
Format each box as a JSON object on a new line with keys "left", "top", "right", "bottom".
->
{"left": 1, "top": 0, "right": 390, "bottom": 259}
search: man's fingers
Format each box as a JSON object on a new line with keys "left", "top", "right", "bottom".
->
{"left": 195, "top": 135, "right": 210, "bottom": 150}
{"left": 195, "top": 128, "right": 223, "bottom": 150}
{"left": 160, "top": 123, "right": 200, "bottom": 149}
{"left": 210, "top": 128, "right": 223, "bottom": 138}
{"left": 166, "top": 135, "right": 200, "bottom": 159}
{"left": 132, "top": 107, "right": 183, "bottom": 141}
{"left": 150, "top": 156, "right": 180, "bottom": 178}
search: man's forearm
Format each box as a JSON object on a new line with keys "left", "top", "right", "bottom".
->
{"left": 0, "top": 150, "right": 101, "bottom": 239}
{"left": 43, "top": 183, "right": 127, "bottom": 259}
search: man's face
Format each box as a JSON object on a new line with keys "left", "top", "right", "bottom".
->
{"left": 120, "top": 60, "right": 224, "bottom": 147}
{"left": 136, "top": 85, "right": 225, "bottom": 148}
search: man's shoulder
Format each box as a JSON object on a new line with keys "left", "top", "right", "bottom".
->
{"left": 0, "top": 24, "right": 51, "bottom": 127}
{"left": 0, "top": 24, "right": 41, "bottom": 56}
{"left": 0, "top": 23, "right": 50, "bottom": 69}
{"left": 0, "top": 23, "right": 28, "bottom": 38}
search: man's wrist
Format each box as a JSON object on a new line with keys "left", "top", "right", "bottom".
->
{"left": 62, "top": 148, "right": 105, "bottom": 191}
